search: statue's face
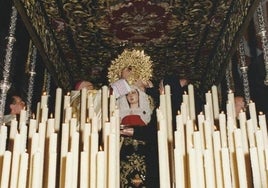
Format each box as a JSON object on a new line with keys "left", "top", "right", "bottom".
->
{"left": 126, "top": 89, "right": 139, "bottom": 106}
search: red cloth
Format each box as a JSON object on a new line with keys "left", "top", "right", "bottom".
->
{"left": 121, "top": 115, "right": 146, "bottom": 126}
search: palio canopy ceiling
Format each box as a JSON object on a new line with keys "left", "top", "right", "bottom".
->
{"left": 13, "top": 0, "right": 260, "bottom": 92}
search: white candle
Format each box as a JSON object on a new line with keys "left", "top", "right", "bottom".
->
{"left": 108, "top": 133, "right": 118, "bottom": 188}
{"left": 174, "top": 148, "right": 185, "bottom": 188}
{"left": 235, "top": 147, "right": 248, "bottom": 188}
{"left": 97, "top": 151, "right": 105, "bottom": 188}
{"left": 80, "top": 88, "right": 87, "bottom": 131}
{"left": 18, "top": 153, "right": 29, "bottom": 188}
{"left": 31, "top": 152, "right": 41, "bottom": 188}
{"left": 227, "top": 91, "right": 236, "bottom": 121}
{"left": 182, "top": 91, "right": 189, "bottom": 120}
{"left": 46, "top": 116, "right": 55, "bottom": 138}
{"left": 247, "top": 119, "right": 256, "bottom": 147}
{"left": 10, "top": 134, "right": 20, "bottom": 188}
{"left": 102, "top": 85, "right": 108, "bottom": 127}
{"left": 41, "top": 106, "right": 48, "bottom": 123}
{"left": 248, "top": 100, "right": 258, "bottom": 131}
{"left": 258, "top": 112, "right": 268, "bottom": 149}
{"left": 19, "top": 125, "right": 28, "bottom": 154}
{"left": 212, "top": 131, "right": 224, "bottom": 188}
{"left": 0, "top": 126, "right": 7, "bottom": 154}
{"left": 205, "top": 91, "right": 214, "bottom": 123}
{"left": 63, "top": 92, "right": 71, "bottom": 109}
{"left": 9, "top": 119, "right": 18, "bottom": 139}
{"left": 47, "top": 152, "right": 57, "bottom": 188}
{"left": 157, "top": 130, "right": 171, "bottom": 188}
{"left": 204, "top": 149, "right": 215, "bottom": 188}
{"left": 71, "top": 132, "right": 79, "bottom": 188}
{"left": 41, "top": 92, "right": 48, "bottom": 109}
{"left": 0, "top": 151, "right": 12, "bottom": 188}
{"left": 188, "top": 148, "right": 198, "bottom": 188}
{"left": 28, "top": 118, "right": 37, "bottom": 138}
{"left": 54, "top": 87, "right": 62, "bottom": 131}
{"left": 80, "top": 152, "right": 89, "bottom": 188}
{"left": 211, "top": 85, "right": 219, "bottom": 119}
{"left": 221, "top": 148, "right": 232, "bottom": 188}
{"left": 19, "top": 108, "right": 27, "bottom": 130}
{"left": 64, "top": 152, "right": 73, "bottom": 188}
{"left": 197, "top": 112, "right": 205, "bottom": 150}
{"left": 255, "top": 130, "right": 267, "bottom": 187}
{"left": 219, "top": 112, "right": 227, "bottom": 147}
{"left": 238, "top": 111, "right": 249, "bottom": 153}
{"left": 90, "top": 132, "right": 99, "bottom": 188}
{"left": 249, "top": 147, "right": 262, "bottom": 187}
{"left": 188, "top": 84, "right": 196, "bottom": 120}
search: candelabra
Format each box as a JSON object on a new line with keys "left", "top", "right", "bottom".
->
{"left": 225, "top": 60, "right": 234, "bottom": 93}
{"left": 26, "top": 43, "right": 37, "bottom": 118}
{"left": 256, "top": 1, "right": 268, "bottom": 86}
{"left": 0, "top": 6, "right": 18, "bottom": 124}
{"left": 238, "top": 39, "right": 251, "bottom": 105}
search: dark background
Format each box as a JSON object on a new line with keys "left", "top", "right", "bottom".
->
{"left": 1, "top": 0, "right": 268, "bottom": 117}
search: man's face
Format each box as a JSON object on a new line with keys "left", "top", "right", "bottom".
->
{"left": 10, "top": 96, "right": 25, "bottom": 115}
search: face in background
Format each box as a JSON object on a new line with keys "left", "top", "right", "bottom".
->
{"left": 235, "top": 96, "right": 245, "bottom": 117}
{"left": 10, "top": 96, "right": 25, "bottom": 115}
{"left": 126, "top": 89, "right": 139, "bottom": 107}
{"left": 76, "top": 81, "right": 94, "bottom": 90}
{"left": 121, "top": 66, "right": 132, "bottom": 80}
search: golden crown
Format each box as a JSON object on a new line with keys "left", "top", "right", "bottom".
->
{"left": 107, "top": 49, "right": 153, "bottom": 84}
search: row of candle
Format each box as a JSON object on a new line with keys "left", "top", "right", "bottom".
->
{"left": 158, "top": 84, "right": 268, "bottom": 187}
{"left": 0, "top": 86, "right": 120, "bottom": 188}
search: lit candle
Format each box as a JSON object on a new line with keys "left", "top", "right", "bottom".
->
{"left": 258, "top": 112, "right": 268, "bottom": 149}
{"left": 46, "top": 114, "right": 55, "bottom": 138}
{"left": 182, "top": 91, "right": 189, "bottom": 120}
{"left": 63, "top": 92, "right": 71, "bottom": 109}
{"left": 41, "top": 92, "right": 48, "bottom": 109}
